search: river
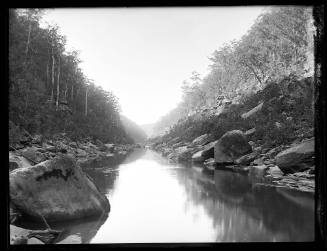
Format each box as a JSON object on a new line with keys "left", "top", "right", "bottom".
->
{"left": 16, "top": 148, "right": 314, "bottom": 243}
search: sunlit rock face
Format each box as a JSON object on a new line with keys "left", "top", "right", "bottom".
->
{"left": 169, "top": 146, "right": 195, "bottom": 162}
{"left": 214, "top": 130, "right": 252, "bottom": 164}
{"left": 192, "top": 140, "right": 217, "bottom": 163}
{"left": 10, "top": 155, "right": 110, "bottom": 222}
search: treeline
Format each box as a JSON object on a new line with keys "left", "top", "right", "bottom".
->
{"left": 153, "top": 6, "right": 314, "bottom": 135}
{"left": 9, "top": 9, "right": 132, "bottom": 144}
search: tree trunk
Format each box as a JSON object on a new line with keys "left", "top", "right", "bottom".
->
{"left": 85, "top": 86, "right": 88, "bottom": 116}
{"left": 242, "top": 60, "right": 263, "bottom": 86}
{"left": 46, "top": 61, "right": 49, "bottom": 92}
{"left": 50, "top": 45, "right": 55, "bottom": 101}
{"left": 56, "top": 56, "right": 60, "bottom": 110}
{"left": 64, "top": 82, "right": 68, "bottom": 101}
{"left": 24, "top": 21, "right": 32, "bottom": 67}
{"left": 71, "top": 84, "right": 74, "bottom": 102}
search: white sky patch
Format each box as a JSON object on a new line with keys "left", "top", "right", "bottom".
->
{"left": 40, "top": 7, "right": 265, "bottom": 125}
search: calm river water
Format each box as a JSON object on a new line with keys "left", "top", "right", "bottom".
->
{"left": 17, "top": 148, "right": 315, "bottom": 243}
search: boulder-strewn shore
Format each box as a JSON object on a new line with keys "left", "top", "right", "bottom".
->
{"left": 149, "top": 131, "right": 315, "bottom": 193}
{"left": 9, "top": 131, "right": 142, "bottom": 245}
{"left": 9, "top": 131, "right": 142, "bottom": 171}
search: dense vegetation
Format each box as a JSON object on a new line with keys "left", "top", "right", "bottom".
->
{"left": 151, "top": 6, "right": 314, "bottom": 147}
{"left": 153, "top": 75, "right": 314, "bottom": 147}
{"left": 9, "top": 9, "right": 134, "bottom": 144}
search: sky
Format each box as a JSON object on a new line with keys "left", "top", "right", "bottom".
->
{"left": 40, "top": 7, "right": 265, "bottom": 125}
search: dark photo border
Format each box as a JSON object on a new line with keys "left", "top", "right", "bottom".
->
{"left": 1, "top": 0, "right": 326, "bottom": 250}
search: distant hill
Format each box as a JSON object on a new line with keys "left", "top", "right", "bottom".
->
{"left": 120, "top": 116, "right": 148, "bottom": 143}
{"left": 140, "top": 123, "right": 155, "bottom": 138}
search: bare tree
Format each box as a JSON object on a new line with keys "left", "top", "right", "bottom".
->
{"left": 56, "top": 55, "right": 60, "bottom": 110}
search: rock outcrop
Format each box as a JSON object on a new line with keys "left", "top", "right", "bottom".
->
{"left": 166, "top": 145, "right": 200, "bottom": 162}
{"left": 10, "top": 155, "right": 110, "bottom": 222}
{"left": 214, "top": 130, "right": 252, "bottom": 164}
{"left": 276, "top": 138, "right": 314, "bottom": 173}
{"left": 192, "top": 140, "right": 217, "bottom": 163}
{"left": 191, "top": 134, "right": 211, "bottom": 146}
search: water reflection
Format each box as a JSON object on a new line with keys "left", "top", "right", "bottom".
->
{"left": 173, "top": 167, "right": 314, "bottom": 242}
{"left": 17, "top": 149, "right": 313, "bottom": 243}
{"left": 87, "top": 150, "right": 313, "bottom": 243}
{"left": 15, "top": 212, "right": 109, "bottom": 244}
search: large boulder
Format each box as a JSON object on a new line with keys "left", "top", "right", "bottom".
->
{"left": 191, "top": 140, "right": 217, "bottom": 163}
{"left": 10, "top": 155, "right": 110, "bottom": 222}
{"left": 276, "top": 138, "right": 314, "bottom": 173}
{"left": 214, "top": 130, "right": 252, "bottom": 164}
{"left": 168, "top": 146, "right": 196, "bottom": 162}
{"left": 175, "top": 146, "right": 193, "bottom": 162}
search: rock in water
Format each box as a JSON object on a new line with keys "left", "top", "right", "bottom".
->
{"left": 168, "top": 146, "right": 195, "bottom": 162}
{"left": 276, "top": 138, "right": 314, "bottom": 173}
{"left": 234, "top": 151, "right": 259, "bottom": 165}
{"left": 192, "top": 140, "right": 217, "bottom": 163}
{"left": 214, "top": 130, "right": 252, "bottom": 164}
{"left": 10, "top": 155, "right": 110, "bottom": 222}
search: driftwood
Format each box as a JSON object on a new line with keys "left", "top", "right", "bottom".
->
{"left": 26, "top": 214, "right": 62, "bottom": 244}
{"left": 27, "top": 229, "right": 61, "bottom": 244}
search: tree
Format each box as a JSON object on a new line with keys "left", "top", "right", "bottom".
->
{"left": 9, "top": 9, "right": 131, "bottom": 143}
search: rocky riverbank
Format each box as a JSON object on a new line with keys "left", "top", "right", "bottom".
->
{"left": 9, "top": 131, "right": 142, "bottom": 245}
{"left": 149, "top": 131, "right": 315, "bottom": 193}
{"left": 9, "top": 131, "right": 142, "bottom": 171}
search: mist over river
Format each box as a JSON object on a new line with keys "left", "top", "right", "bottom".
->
{"left": 16, "top": 149, "right": 314, "bottom": 243}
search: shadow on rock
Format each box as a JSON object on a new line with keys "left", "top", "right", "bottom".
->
{"left": 14, "top": 212, "right": 109, "bottom": 244}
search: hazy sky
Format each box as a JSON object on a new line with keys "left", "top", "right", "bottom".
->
{"left": 40, "top": 7, "right": 265, "bottom": 125}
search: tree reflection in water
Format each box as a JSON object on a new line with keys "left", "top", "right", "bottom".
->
{"left": 16, "top": 150, "right": 312, "bottom": 243}
{"left": 173, "top": 166, "right": 314, "bottom": 242}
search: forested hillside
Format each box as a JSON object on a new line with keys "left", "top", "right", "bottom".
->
{"left": 9, "top": 9, "right": 132, "bottom": 144}
{"left": 152, "top": 7, "right": 314, "bottom": 136}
